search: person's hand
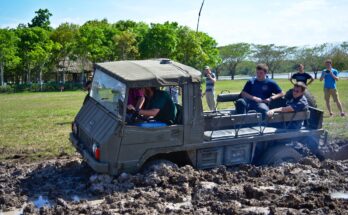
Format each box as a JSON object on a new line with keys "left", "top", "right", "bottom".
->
{"left": 263, "top": 98, "right": 272, "bottom": 103}
{"left": 267, "top": 110, "right": 275, "bottom": 117}
{"left": 127, "top": 104, "right": 135, "bottom": 111}
{"left": 253, "top": 96, "right": 263, "bottom": 103}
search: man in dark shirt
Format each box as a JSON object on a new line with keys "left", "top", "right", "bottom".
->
{"left": 128, "top": 87, "right": 177, "bottom": 124}
{"left": 267, "top": 82, "right": 308, "bottom": 129}
{"left": 290, "top": 64, "right": 314, "bottom": 85}
{"left": 267, "top": 82, "right": 324, "bottom": 160}
{"left": 236, "top": 64, "right": 284, "bottom": 117}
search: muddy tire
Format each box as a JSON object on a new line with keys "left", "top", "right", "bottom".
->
{"left": 258, "top": 145, "right": 303, "bottom": 166}
{"left": 141, "top": 159, "right": 178, "bottom": 174}
{"left": 285, "top": 89, "right": 317, "bottom": 108}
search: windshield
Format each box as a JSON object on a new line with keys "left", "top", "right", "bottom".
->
{"left": 90, "top": 69, "right": 126, "bottom": 117}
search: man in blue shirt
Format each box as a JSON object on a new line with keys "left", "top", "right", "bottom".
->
{"left": 267, "top": 82, "right": 309, "bottom": 129}
{"left": 236, "top": 64, "right": 284, "bottom": 117}
{"left": 320, "top": 59, "right": 345, "bottom": 117}
{"left": 267, "top": 82, "right": 324, "bottom": 160}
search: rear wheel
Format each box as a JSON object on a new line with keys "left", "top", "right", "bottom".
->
{"left": 258, "top": 145, "right": 303, "bottom": 166}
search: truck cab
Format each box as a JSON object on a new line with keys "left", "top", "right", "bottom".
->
{"left": 70, "top": 59, "right": 325, "bottom": 175}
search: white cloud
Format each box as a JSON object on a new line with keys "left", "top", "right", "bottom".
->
{"left": 196, "top": 0, "right": 348, "bottom": 46}
{"left": 51, "top": 17, "right": 85, "bottom": 27}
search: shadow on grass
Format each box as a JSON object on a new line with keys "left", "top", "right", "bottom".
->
{"left": 55, "top": 121, "right": 72, "bottom": 126}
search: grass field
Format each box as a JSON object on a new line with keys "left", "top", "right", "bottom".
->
{"left": 0, "top": 79, "right": 347, "bottom": 161}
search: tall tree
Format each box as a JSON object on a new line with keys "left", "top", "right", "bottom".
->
{"left": 28, "top": 9, "right": 52, "bottom": 30}
{"left": 253, "top": 44, "right": 295, "bottom": 79}
{"left": 17, "top": 27, "right": 56, "bottom": 83}
{"left": 112, "top": 30, "right": 139, "bottom": 60}
{"left": 0, "top": 29, "right": 20, "bottom": 85}
{"left": 140, "top": 22, "right": 179, "bottom": 58}
{"left": 297, "top": 44, "right": 327, "bottom": 79}
{"left": 76, "top": 19, "right": 116, "bottom": 63}
{"left": 219, "top": 43, "right": 251, "bottom": 80}
{"left": 51, "top": 23, "right": 79, "bottom": 82}
{"left": 195, "top": 32, "right": 221, "bottom": 70}
{"left": 328, "top": 45, "right": 348, "bottom": 71}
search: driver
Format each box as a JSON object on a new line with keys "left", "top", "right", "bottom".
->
{"left": 128, "top": 87, "right": 177, "bottom": 125}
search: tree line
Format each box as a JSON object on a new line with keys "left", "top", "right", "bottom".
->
{"left": 0, "top": 9, "right": 220, "bottom": 86}
{"left": 1, "top": 9, "right": 348, "bottom": 87}
{"left": 218, "top": 42, "right": 348, "bottom": 80}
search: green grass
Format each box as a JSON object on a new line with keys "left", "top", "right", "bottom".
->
{"left": 0, "top": 79, "right": 347, "bottom": 161}
{"left": 0, "top": 91, "right": 86, "bottom": 161}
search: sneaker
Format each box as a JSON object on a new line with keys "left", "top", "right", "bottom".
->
{"left": 341, "top": 112, "right": 346, "bottom": 117}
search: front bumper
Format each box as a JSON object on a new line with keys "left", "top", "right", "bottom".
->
{"left": 69, "top": 133, "right": 109, "bottom": 173}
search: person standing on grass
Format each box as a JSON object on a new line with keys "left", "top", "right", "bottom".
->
{"left": 203, "top": 66, "right": 217, "bottom": 111}
{"left": 320, "top": 59, "right": 345, "bottom": 117}
{"left": 290, "top": 64, "right": 314, "bottom": 86}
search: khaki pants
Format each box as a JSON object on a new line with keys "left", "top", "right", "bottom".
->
{"left": 324, "top": 88, "right": 339, "bottom": 103}
{"left": 206, "top": 91, "right": 216, "bottom": 111}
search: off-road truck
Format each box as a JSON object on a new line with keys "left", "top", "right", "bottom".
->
{"left": 69, "top": 59, "right": 325, "bottom": 175}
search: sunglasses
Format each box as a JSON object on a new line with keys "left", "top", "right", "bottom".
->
{"left": 293, "top": 89, "right": 302, "bottom": 93}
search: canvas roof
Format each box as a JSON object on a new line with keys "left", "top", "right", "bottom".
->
{"left": 94, "top": 59, "right": 202, "bottom": 87}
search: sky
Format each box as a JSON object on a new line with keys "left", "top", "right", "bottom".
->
{"left": 0, "top": 0, "right": 347, "bottom": 47}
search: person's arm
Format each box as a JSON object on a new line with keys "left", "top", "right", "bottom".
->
{"left": 241, "top": 91, "right": 263, "bottom": 103}
{"left": 263, "top": 92, "right": 284, "bottom": 103}
{"left": 128, "top": 104, "right": 160, "bottom": 117}
{"left": 135, "top": 96, "right": 145, "bottom": 110}
{"left": 306, "top": 73, "right": 314, "bottom": 85}
{"left": 240, "top": 80, "right": 263, "bottom": 102}
{"left": 267, "top": 105, "right": 294, "bottom": 116}
{"left": 139, "top": 108, "right": 160, "bottom": 117}
{"left": 207, "top": 73, "right": 216, "bottom": 83}
{"left": 289, "top": 74, "right": 296, "bottom": 85}
{"left": 330, "top": 70, "right": 339, "bottom": 81}
{"left": 264, "top": 82, "right": 284, "bottom": 103}
{"left": 307, "top": 78, "right": 314, "bottom": 85}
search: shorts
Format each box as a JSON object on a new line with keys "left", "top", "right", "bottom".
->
{"left": 324, "top": 88, "right": 339, "bottom": 103}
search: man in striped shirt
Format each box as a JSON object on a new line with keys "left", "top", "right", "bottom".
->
{"left": 204, "top": 66, "right": 217, "bottom": 111}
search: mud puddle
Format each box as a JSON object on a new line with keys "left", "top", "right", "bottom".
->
{"left": 1, "top": 155, "right": 348, "bottom": 214}
{"left": 331, "top": 192, "right": 348, "bottom": 199}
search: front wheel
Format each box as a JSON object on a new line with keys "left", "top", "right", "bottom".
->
{"left": 258, "top": 145, "right": 303, "bottom": 166}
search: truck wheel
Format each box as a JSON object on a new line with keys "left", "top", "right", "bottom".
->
{"left": 285, "top": 89, "right": 317, "bottom": 108}
{"left": 142, "top": 159, "right": 178, "bottom": 174}
{"left": 258, "top": 145, "right": 302, "bottom": 166}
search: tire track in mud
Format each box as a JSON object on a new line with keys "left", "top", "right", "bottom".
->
{"left": 0, "top": 156, "right": 348, "bottom": 214}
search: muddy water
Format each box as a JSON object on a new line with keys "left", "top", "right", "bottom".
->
{"left": 331, "top": 192, "right": 348, "bottom": 199}
{"left": 0, "top": 156, "right": 348, "bottom": 214}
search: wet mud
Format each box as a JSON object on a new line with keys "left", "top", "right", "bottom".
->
{"left": 1, "top": 155, "right": 348, "bottom": 215}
